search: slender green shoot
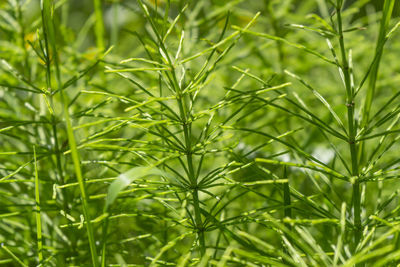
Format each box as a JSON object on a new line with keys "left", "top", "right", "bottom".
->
{"left": 33, "top": 146, "right": 43, "bottom": 264}
{"left": 93, "top": 0, "right": 105, "bottom": 52}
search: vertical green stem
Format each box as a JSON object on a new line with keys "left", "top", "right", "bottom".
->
{"left": 93, "top": 0, "right": 105, "bottom": 83}
{"left": 359, "top": 0, "right": 395, "bottom": 167}
{"left": 111, "top": 2, "right": 119, "bottom": 45}
{"left": 100, "top": 210, "right": 109, "bottom": 267}
{"left": 283, "top": 167, "right": 292, "bottom": 221}
{"left": 336, "top": 1, "right": 361, "bottom": 249}
{"left": 362, "top": 0, "right": 395, "bottom": 126}
{"left": 40, "top": 0, "right": 72, "bottom": 255}
{"left": 41, "top": 0, "right": 99, "bottom": 265}
{"left": 93, "top": 0, "right": 105, "bottom": 52}
{"left": 62, "top": 91, "right": 99, "bottom": 266}
{"left": 179, "top": 96, "right": 206, "bottom": 256}
{"left": 136, "top": 0, "right": 206, "bottom": 255}
{"left": 265, "top": 0, "right": 285, "bottom": 72}
{"left": 282, "top": 167, "right": 291, "bottom": 262}
{"left": 15, "top": 0, "right": 30, "bottom": 79}
{"left": 33, "top": 147, "right": 43, "bottom": 264}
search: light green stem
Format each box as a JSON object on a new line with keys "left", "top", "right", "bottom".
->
{"left": 33, "top": 147, "right": 43, "bottom": 264}
{"left": 93, "top": 0, "right": 105, "bottom": 51}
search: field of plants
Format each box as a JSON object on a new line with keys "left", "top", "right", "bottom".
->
{"left": 1, "top": 0, "right": 400, "bottom": 266}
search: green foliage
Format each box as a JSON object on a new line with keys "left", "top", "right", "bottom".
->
{"left": 1, "top": 0, "right": 400, "bottom": 266}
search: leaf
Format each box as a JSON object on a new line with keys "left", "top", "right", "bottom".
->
{"left": 105, "top": 166, "right": 168, "bottom": 209}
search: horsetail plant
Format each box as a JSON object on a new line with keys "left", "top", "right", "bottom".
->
{"left": 1, "top": 0, "right": 400, "bottom": 266}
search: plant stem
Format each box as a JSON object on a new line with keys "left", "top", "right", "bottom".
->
{"left": 15, "top": 1, "right": 30, "bottom": 79}
{"left": 41, "top": 0, "right": 99, "bottom": 265}
{"left": 336, "top": 1, "right": 361, "bottom": 249}
{"left": 61, "top": 90, "right": 99, "bottom": 267}
{"left": 93, "top": 0, "right": 105, "bottom": 52}
{"left": 359, "top": 0, "right": 395, "bottom": 168}
{"left": 283, "top": 167, "right": 292, "bottom": 221}
{"left": 265, "top": 0, "right": 285, "bottom": 72}
{"left": 282, "top": 166, "right": 291, "bottom": 262}
{"left": 100, "top": 213, "right": 109, "bottom": 267}
{"left": 33, "top": 147, "right": 43, "bottom": 264}
{"left": 362, "top": 0, "right": 395, "bottom": 126}
{"left": 137, "top": 0, "right": 206, "bottom": 252}
{"left": 179, "top": 96, "right": 206, "bottom": 256}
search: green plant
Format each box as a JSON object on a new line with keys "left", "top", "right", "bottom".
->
{"left": 1, "top": 0, "right": 400, "bottom": 266}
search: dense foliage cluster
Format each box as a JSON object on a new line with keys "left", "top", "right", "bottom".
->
{"left": 1, "top": 0, "right": 400, "bottom": 266}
